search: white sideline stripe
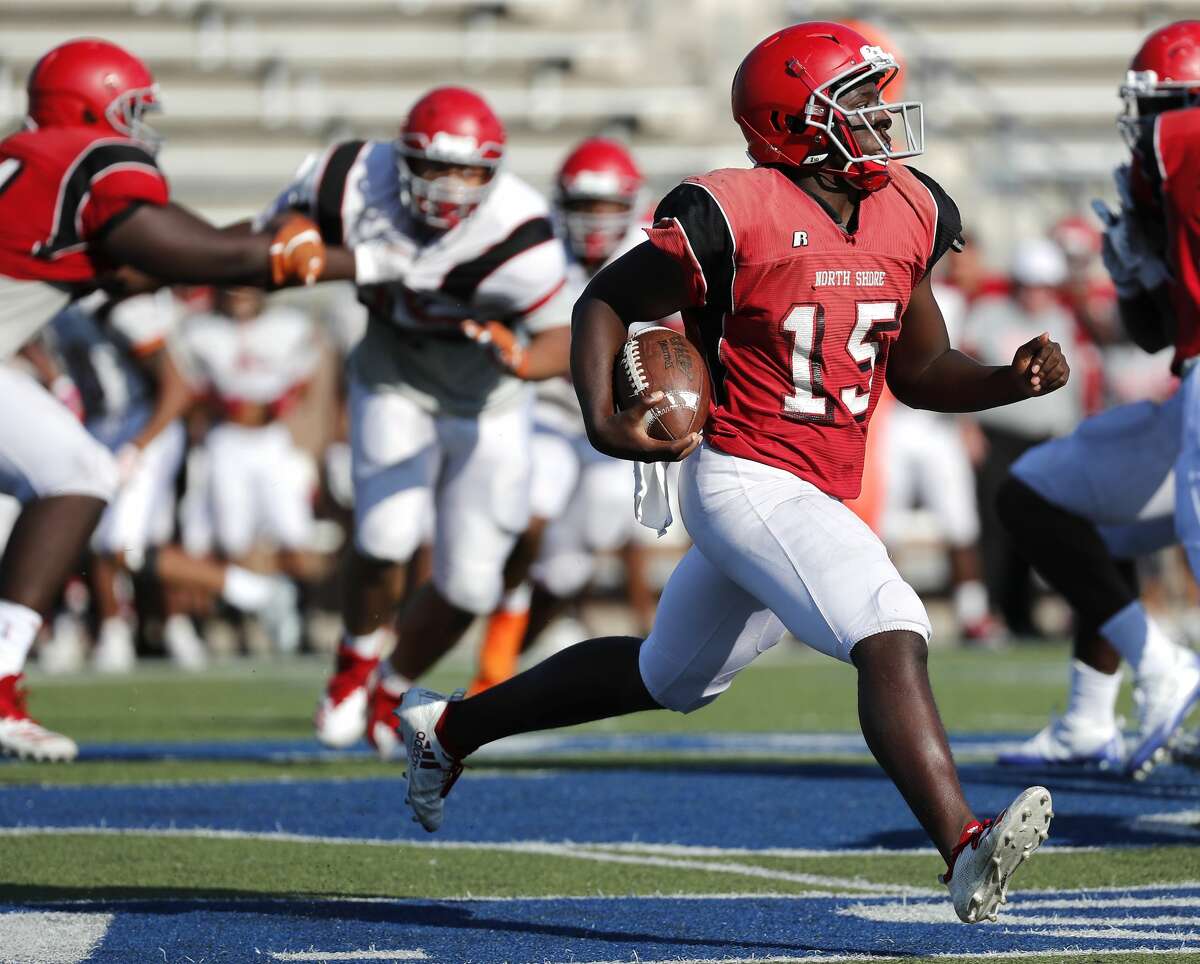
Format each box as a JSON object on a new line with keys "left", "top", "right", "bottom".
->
{"left": 0, "top": 825, "right": 934, "bottom": 895}
{"left": 843, "top": 896, "right": 1200, "bottom": 923}
{"left": 270, "top": 951, "right": 427, "bottom": 961}
{"left": 0, "top": 912, "right": 113, "bottom": 964}
{"left": 552, "top": 952, "right": 1200, "bottom": 964}
{"left": 1137, "top": 809, "right": 1200, "bottom": 826}
{"left": 590, "top": 841, "right": 1101, "bottom": 858}
{"left": 1011, "top": 927, "right": 1200, "bottom": 941}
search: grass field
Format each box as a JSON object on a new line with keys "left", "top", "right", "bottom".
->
{"left": 2, "top": 642, "right": 1198, "bottom": 963}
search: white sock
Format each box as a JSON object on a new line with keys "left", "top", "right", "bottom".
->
{"left": 501, "top": 582, "right": 532, "bottom": 613}
{"left": 1064, "top": 658, "right": 1121, "bottom": 729}
{"left": 341, "top": 627, "right": 390, "bottom": 660}
{"left": 0, "top": 600, "right": 43, "bottom": 678}
{"left": 953, "top": 580, "right": 988, "bottom": 625}
{"left": 221, "top": 566, "right": 274, "bottom": 611}
{"left": 375, "top": 659, "right": 412, "bottom": 697}
{"left": 1100, "top": 601, "right": 1179, "bottom": 677}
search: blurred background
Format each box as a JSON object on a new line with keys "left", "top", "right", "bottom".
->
{"left": 2, "top": 0, "right": 1197, "bottom": 673}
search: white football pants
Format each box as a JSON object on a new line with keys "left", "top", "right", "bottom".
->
{"left": 639, "top": 443, "right": 931, "bottom": 713}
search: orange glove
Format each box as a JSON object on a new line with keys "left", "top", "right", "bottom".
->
{"left": 461, "top": 319, "right": 528, "bottom": 378}
{"left": 269, "top": 215, "right": 326, "bottom": 286}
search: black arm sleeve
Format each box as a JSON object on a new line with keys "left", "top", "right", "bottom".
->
{"left": 908, "top": 167, "right": 964, "bottom": 278}
{"left": 314, "top": 140, "right": 366, "bottom": 246}
{"left": 653, "top": 183, "right": 735, "bottom": 314}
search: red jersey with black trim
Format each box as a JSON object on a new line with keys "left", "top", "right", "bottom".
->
{"left": 0, "top": 126, "right": 169, "bottom": 357}
{"left": 1147, "top": 107, "right": 1200, "bottom": 371}
{"left": 646, "top": 163, "right": 960, "bottom": 500}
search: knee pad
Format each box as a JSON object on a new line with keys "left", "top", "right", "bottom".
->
{"left": 354, "top": 491, "right": 428, "bottom": 564}
{"left": 532, "top": 549, "right": 593, "bottom": 599}
{"left": 436, "top": 557, "right": 505, "bottom": 616}
{"left": 50, "top": 434, "right": 118, "bottom": 503}
{"left": 637, "top": 636, "right": 722, "bottom": 715}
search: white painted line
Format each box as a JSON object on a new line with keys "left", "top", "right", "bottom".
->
{"left": 1136, "top": 809, "right": 1200, "bottom": 826}
{"left": 0, "top": 911, "right": 113, "bottom": 964}
{"left": 552, "top": 948, "right": 1200, "bottom": 964}
{"left": 1010, "top": 926, "right": 1200, "bottom": 941}
{"left": 270, "top": 951, "right": 427, "bottom": 961}
{"left": 588, "top": 840, "right": 1101, "bottom": 858}
{"left": 841, "top": 895, "right": 1200, "bottom": 924}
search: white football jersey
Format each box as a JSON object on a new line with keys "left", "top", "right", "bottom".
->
{"left": 258, "top": 140, "right": 568, "bottom": 416}
{"left": 534, "top": 221, "right": 662, "bottom": 437}
{"left": 175, "top": 306, "right": 319, "bottom": 408}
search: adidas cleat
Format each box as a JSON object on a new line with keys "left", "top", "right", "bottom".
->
{"left": 997, "top": 717, "right": 1123, "bottom": 769}
{"left": 396, "top": 687, "right": 464, "bottom": 833}
{"left": 1126, "top": 649, "right": 1200, "bottom": 781}
{"left": 941, "top": 786, "right": 1052, "bottom": 924}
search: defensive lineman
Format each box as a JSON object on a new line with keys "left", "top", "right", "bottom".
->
{"left": 397, "top": 23, "right": 1064, "bottom": 924}
{"left": 255, "top": 87, "right": 571, "bottom": 754}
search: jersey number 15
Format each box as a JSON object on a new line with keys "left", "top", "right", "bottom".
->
{"left": 781, "top": 300, "right": 900, "bottom": 423}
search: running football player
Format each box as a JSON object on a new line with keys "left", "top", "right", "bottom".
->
{"left": 0, "top": 38, "right": 326, "bottom": 760}
{"left": 470, "top": 137, "right": 655, "bottom": 693}
{"left": 396, "top": 23, "right": 1064, "bottom": 924}
{"left": 257, "top": 87, "right": 570, "bottom": 754}
{"left": 997, "top": 20, "right": 1200, "bottom": 778}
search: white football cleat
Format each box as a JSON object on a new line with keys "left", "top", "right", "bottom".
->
{"left": 313, "top": 645, "right": 379, "bottom": 749}
{"left": 941, "top": 786, "right": 1052, "bottom": 924}
{"left": 396, "top": 687, "right": 464, "bottom": 833}
{"left": 1126, "top": 649, "right": 1200, "bottom": 780}
{"left": 997, "top": 716, "right": 1123, "bottom": 769}
{"left": 92, "top": 618, "right": 137, "bottom": 675}
{"left": 0, "top": 674, "right": 78, "bottom": 762}
{"left": 163, "top": 614, "right": 208, "bottom": 671}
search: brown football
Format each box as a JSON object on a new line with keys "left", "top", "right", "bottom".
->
{"left": 613, "top": 325, "right": 711, "bottom": 441}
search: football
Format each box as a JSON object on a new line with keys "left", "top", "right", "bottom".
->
{"left": 613, "top": 325, "right": 711, "bottom": 441}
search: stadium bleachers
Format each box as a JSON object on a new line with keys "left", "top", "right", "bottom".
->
{"left": 0, "top": 0, "right": 1192, "bottom": 255}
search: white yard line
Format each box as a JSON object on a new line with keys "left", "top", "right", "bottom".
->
{"left": 586, "top": 841, "right": 1101, "bottom": 858}
{"left": 548, "top": 950, "right": 1200, "bottom": 964}
{"left": 269, "top": 951, "right": 427, "bottom": 961}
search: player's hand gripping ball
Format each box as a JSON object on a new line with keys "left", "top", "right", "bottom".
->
{"left": 269, "top": 215, "right": 326, "bottom": 287}
{"left": 614, "top": 326, "right": 711, "bottom": 441}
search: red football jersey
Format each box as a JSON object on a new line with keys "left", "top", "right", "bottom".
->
{"left": 1150, "top": 107, "right": 1200, "bottom": 371}
{"left": 0, "top": 127, "right": 169, "bottom": 356}
{"left": 646, "top": 164, "right": 957, "bottom": 500}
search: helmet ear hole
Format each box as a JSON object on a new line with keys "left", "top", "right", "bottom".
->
{"left": 82, "top": 108, "right": 98, "bottom": 124}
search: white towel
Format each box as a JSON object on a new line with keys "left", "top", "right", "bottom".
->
{"left": 634, "top": 460, "right": 673, "bottom": 536}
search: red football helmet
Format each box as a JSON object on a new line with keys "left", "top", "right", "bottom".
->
{"left": 556, "top": 137, "right": 644, "bottom": 264}
{"left": 731, "top": 21, "right": 923, "bottom": 193}
{"left": 27, "top": 38, "right": 162, "bottom": 151}
{"left": 396, "top": 86, "right": 506, "bottom": 231}
{"left": 1119, "top": 20, "right": 1200, "bottom": 146}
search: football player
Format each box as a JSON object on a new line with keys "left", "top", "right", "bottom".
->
{"left": 469, "top": 137, "right": 654, "bottom": 693}
{"left": 0, "top": 38, "right": 325, "bottom": 760}
{"left": 255, "top": 86, "right": 571, "bottom": 754}
{"left": 996, "top": 20, "right": 1200, "bottom": 778}
{"left": 395, "top": 23, "right": 1066, "bottom": 924}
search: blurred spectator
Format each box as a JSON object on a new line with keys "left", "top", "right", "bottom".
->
{"left": 962, "top": 239, "right": 1084, "bottom": 637}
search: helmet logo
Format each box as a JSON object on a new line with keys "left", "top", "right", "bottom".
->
{"left": 859, "top": 45, "right": 892, "bottom": 67}
{"left": 427, "top": 131, "right": 480, "bottom": 162}
{"left": 101, "top": 71, "right": 120, "bottom": 91}
{"left": 564, "top": 169, "right": 623, "bottom": 197}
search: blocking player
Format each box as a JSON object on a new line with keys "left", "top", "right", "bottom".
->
{"left": 396, "top": 23, "right": 1064, "bottom": 924}
{"left": 0, "top": 38, "right": 325, "bottom": 760}
{"left": 470, "top": 137, "right": 654, "bottom": 693}
{"left": 997, "top": 20, "right": 1200, "bottom": 778}
{"left": 255, "top": 86, "right": 570, "bottom": 754}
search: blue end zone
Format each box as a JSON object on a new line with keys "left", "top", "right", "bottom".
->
{"left": 1, "top": 761, "right": 1196, "bottom": 849}
{"left": 8, "top": 886, "right": 1200, "bottom": 962}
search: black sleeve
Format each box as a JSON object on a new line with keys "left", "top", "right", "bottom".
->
{"left": 908, "top": 167, "right": 964, "bottom": 278}
{"left": 653, "top": 183, "right": 735, "bottom": 313}
{"left": 314, "top": 140, "right": 366, "bottom": 246}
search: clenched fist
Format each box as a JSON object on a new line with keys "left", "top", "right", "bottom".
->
{"left": 1011, "top": 332, "right": 1069, "bottom": 398}
{"left": 269, "top": 215, "right": 326, "bottom": 286}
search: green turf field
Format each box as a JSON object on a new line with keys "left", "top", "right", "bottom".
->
{"left": 1, "top": 642, "right": 1197, "bottom": 964}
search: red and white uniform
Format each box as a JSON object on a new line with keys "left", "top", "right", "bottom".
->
{"left": 259, "top": 140, "right": 567, "bottom": 613}
{"left": 1013, "top": 106, "right": 1200, "bottom": 567}
{"left": 174, "top": 306, "right": 319, "bottom": 558}
{"left": 637, "top": 163, "right": 961, "bottom": 712}
{"left": 0, "top": 126, "right": 168, "bottom": 504}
